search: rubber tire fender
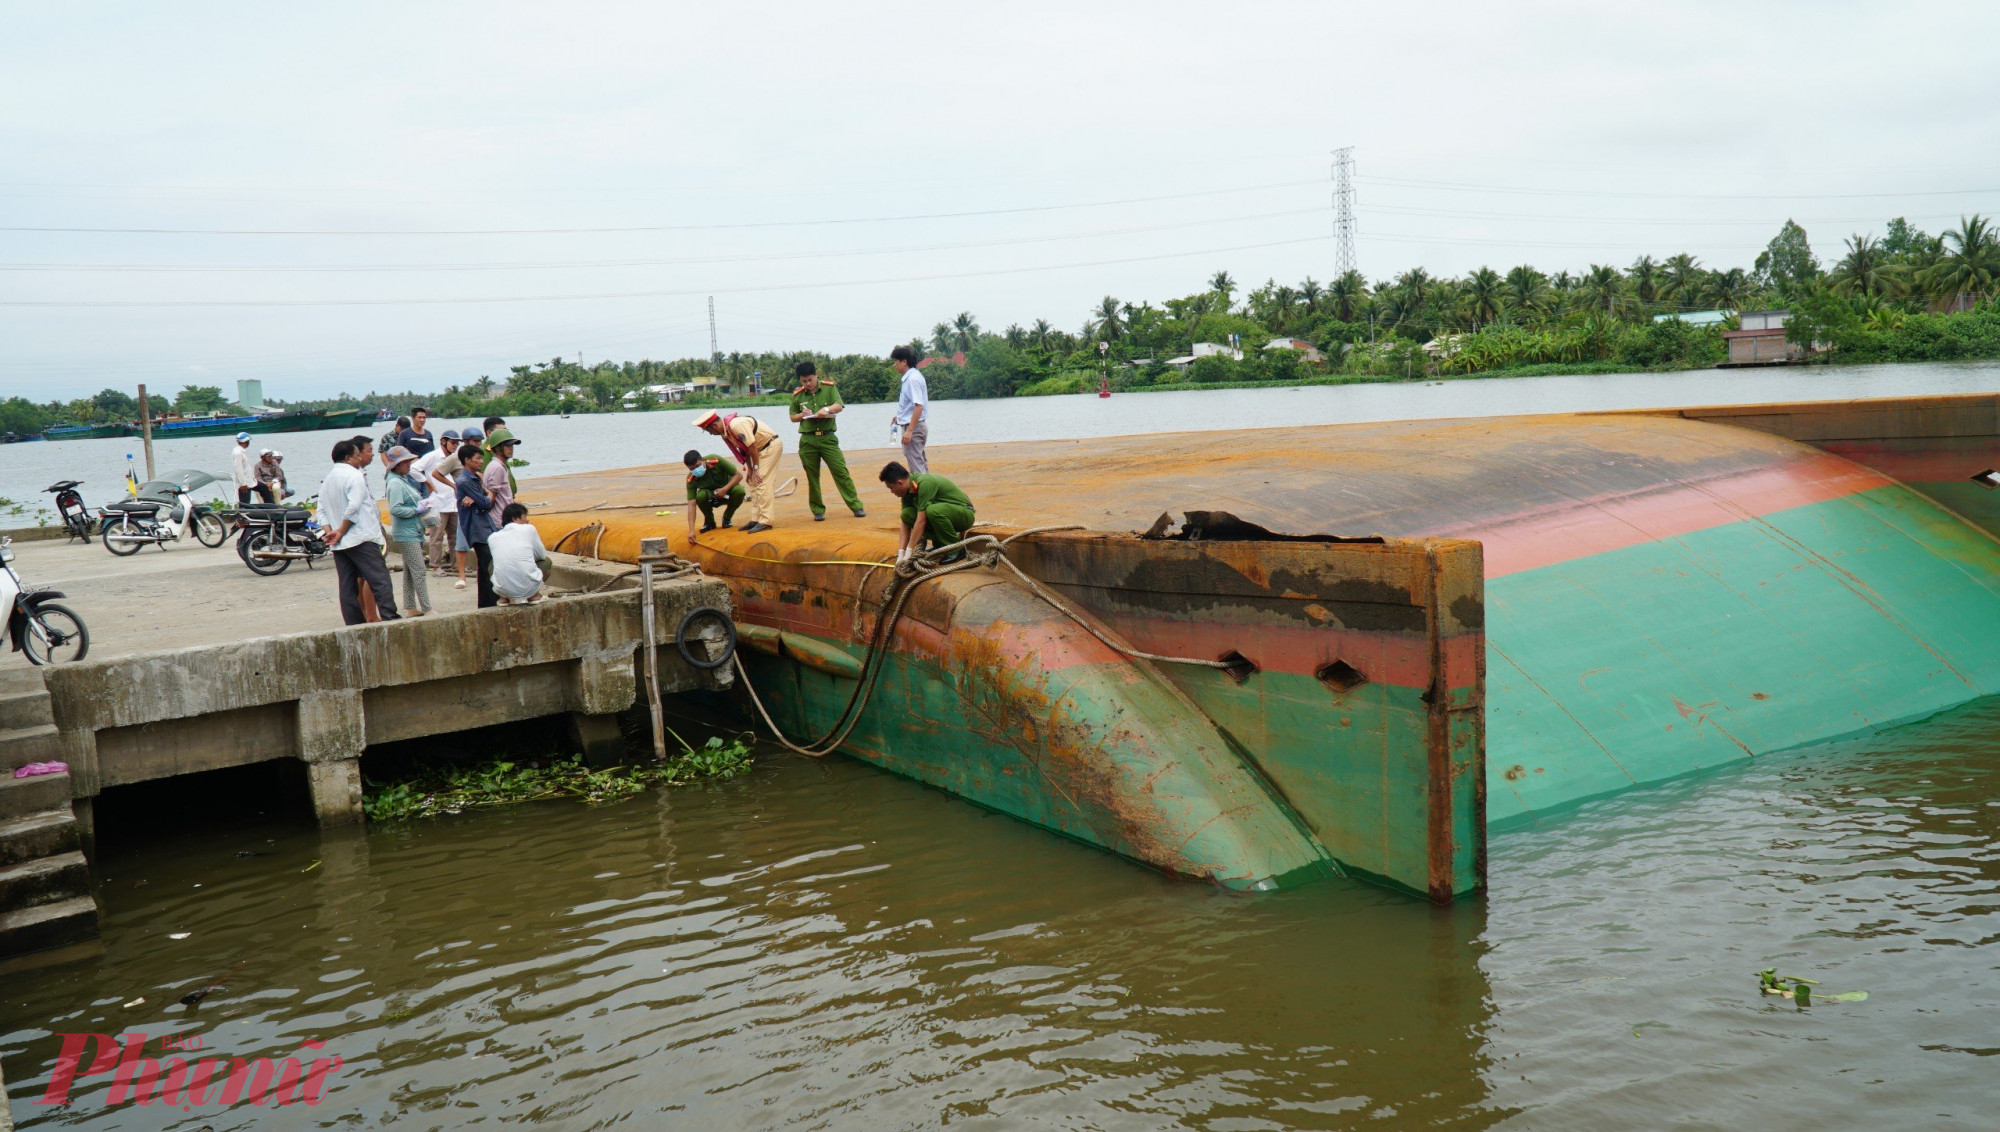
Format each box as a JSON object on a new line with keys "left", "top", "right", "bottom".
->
{"left": 675, "top": 605, "right": 736, "bottom": 670}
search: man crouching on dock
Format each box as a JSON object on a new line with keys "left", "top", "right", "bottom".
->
{"left": 683, "top": 450, "right": 744, "bottom": 543}
{"left": 880, "top": 461, "right": 975, "bottom": 565}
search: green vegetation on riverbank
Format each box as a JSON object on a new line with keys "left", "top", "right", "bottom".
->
{"left": 363, "top": 733, "right": 754, "bottom": 821}
{"left": 26, "top": 212, "right": 1984, "bottom": 427}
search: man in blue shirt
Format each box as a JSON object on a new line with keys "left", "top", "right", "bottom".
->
{"left": 889, "top": 344, "right": 930, "bottom": 474}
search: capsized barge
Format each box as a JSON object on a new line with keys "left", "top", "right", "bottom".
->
{"left": 527, "top": 394, "right": 2000, "bottom": 901}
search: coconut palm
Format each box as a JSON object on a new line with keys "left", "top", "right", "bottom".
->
{"left": 1628, "top": 255, "right": 1662, "bottom": 304}
{"left": 1920, "top": 215, "right": 2000, "bottom": 303}
{"left": 1660, "top": 253, "right": 1704, "bottom": 304}
{"left": 1828, "top": 235, "right": 1905, "bottom": 300}
{"left": 1209, "top": 270, "right": 1237, "bottom": 304}
{"left": 1580, "top": 264, "right": 1624, "bottom": 315}
{"left": 1003, "top": 324, "right": 1027, "bottom": 349}
{"left": 1392, "top": 267, "right": 1434, "bottom": 317}
{"left": 1272, "top": 285, "right": 1299, "bottom": 330}
{"left": 1706, "top": 267, "right": 1752, "bottom": 310}
{"left": 951, "top": 311, "right": 980, "bottom": 352}
{"left": 1299, "top": 277, "right": 1324, "bottom": 313}
{"left": 930, "top": 323, "right": 954, "bottom": 354}
{"left": 1462, "top": 266, "right": 1505, "bottom": 327}
{"left": 1504, "top": 265, "right": 1550, "bottom": 315}
{"left": 1090, "top": 295, "right": 1125, "bottom": 340}
{"left": 1030, "top": 318, "right": 1054, "bottom": 351}
{"left": 1327, "top": 270, "right": 1369, "bottom": 322}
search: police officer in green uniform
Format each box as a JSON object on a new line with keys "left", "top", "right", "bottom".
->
{"left": 879, "top": 460, "right": 975, "bottom": 564}
{"left": 788, "top": 361, "right": 866, "bottom": 521}
{"left": 683, "top": 450, "right": 745, "bottom": 543}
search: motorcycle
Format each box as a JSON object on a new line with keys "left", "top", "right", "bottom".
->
{"left": 233, "top": 498, "right": 330, "bottom": 575}
{"left": 0, "top": 537, "right": 88, "bottom": 665}
{"left": 44, "top": 480, "right": 93, "bottom": 543}
{"left": 99, "top": 471, "right": 229, "bottom": 556}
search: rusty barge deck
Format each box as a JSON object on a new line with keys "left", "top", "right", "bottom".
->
{"left": 524, "top": 393, "right": 2000, "bottom": 902}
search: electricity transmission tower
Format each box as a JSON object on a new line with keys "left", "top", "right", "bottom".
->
{"left": 1332, "top": 147, "right": 1356, "bottom": 277}
{"left": 707, "top": 296, "right": 720, "bottom": 363}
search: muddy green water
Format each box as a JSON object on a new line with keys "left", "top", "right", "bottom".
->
{"left": 5, "top": 697, "right": 1999, "bottom": 1129}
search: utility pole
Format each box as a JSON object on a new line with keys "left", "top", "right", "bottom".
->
{"left": 1332, "top": 146, "right": 1356, "bottom": 279}
{"left": 136, "top": 384, "right": 155, "bottom": 480}
{"left": 707, "top": 296, "right": 720, "bottom": 364}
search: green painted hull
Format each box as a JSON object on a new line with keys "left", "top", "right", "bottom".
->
{"left": 42, "top": 423, "right": 132, "bottom": 441}
{"left": 533, "top": 406, "right": 2000, "bottom": 900}
{"left": 1486, "top": 482, "right": 2000, "bottom": 824}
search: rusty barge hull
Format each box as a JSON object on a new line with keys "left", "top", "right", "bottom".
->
{"left": 528, "top": 394, "right": 2000, "bottom": 900}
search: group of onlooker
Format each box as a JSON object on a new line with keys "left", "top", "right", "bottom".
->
{"left": 314, "top": 407, "right": 549, "bottom": 627}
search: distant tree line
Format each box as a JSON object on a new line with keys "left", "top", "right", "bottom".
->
{"left": 9, "top": 214, "right": 1993, "bottom": 435}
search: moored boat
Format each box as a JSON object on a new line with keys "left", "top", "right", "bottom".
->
{"left": 42, "top": 422, "right": 133, "bottom": 441}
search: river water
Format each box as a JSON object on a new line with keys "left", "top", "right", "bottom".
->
{"left": 2, "top": 358, "right": 1997, "bottom": 519}
{"left": 3, "top": 361, "right": 1997, "bottom": 1127}
{"left": 2, "top": 696, "right": 1997, "bottom": 1128}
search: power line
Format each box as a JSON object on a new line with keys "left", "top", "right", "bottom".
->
{"left": 1365, "top": 204, "right": 1979, "bottom": 228}
{"left": 0, "top": 207, "right": 1325, "bottom": 273}
{"left": 0, "top": 235, "right": 1328, "bottom": 308}
{"left": 1365, "top": 231, "right": 1771, "bottom": 251}
{"left": 1357, "top": 175, "right": 2000, "bottom": 201}
{"left": 0, "top": 178, "right": 1326, "bottom": 237}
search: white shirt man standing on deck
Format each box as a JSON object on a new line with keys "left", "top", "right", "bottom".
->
{"left": 889, "top": 345, "right": 930, "bottom": 475}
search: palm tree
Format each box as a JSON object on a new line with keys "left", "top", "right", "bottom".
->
{"left": 1580, "top": 264, "right": 1623, "bottom": 315}
{"left": 1031, "top": 318, "right": 1054, "bottom": 351}
{"left": 930, "top": 323, "right": 954, "bottom": 354}
{"left": 1327, "top": 270, "right": 1369, "bottom": 322}
{"left": 1090, "top": 295, "right": 1124, "bottom": 340}
{"left": 1628, "top": 255, "right": 1661, "bottom": 304}
{"left": 1828, "top": 235, "right": 1904, "bottom": 300}
{"left": 1393, "top": 267, "right": 1433, "bottom": 315}
{"left": 1706, "top": 267, "right": 1752, "bottom": 310}
{"left": 1004, "top": 324, "right": 1027, "bottom": 349}
{"left": 1209, "top": 270, "right": 1237, "bottom": 306}
{"left": 474, "top": 375, "right": 495, "bottom": 398}
{"left": 1272, "top": 284, "right": 1299, "bottom": 331}
{"left": 951, "top": 311, "right": 980, "bottom": 352}
{"left": 1660, "top": 254, "right": 1704, "bottom": 305}
{"left": 1462, "top": 267, "right": 1504, "bottom": 327}
{"left": 1299, "top": 277, "right": 1324, "bottom": 313}
{"left": 1504, "top": 265, "right": 1549, "bottom": 315}
{"left": 1920, "top": 214, "right": 2000, "bottom": 304}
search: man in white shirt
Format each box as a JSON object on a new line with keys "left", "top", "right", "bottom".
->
{"left": 487, "top": 502, "right": 551, "bottom": 603}
{"left": 230, "top": 432, "right": 257, "bottom": 505}
{"left": 320, "top": 436, "right": 400, "bottom": 625}
{"left": 889, "top": 344, "right": 930, "bottom": 474}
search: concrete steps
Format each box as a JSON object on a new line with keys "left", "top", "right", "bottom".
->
{"left": 0, "top": 671, "right": 100, "bottom": 958}
{"left": 0, "top": 724, "right": 63, "bottom": 774}
{"left": 0, "top": 896, "right": 100, "bottom": 956}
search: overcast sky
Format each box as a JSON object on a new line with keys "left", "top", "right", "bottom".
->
{"left": 2, "top": 1, "right": 1996, "bottom": 403}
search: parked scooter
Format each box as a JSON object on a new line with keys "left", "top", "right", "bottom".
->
{"left": 234, "top": 498, "right": 330, "bottom": 575}
{"left": 99, "top": 474, "right": 228, "bottom": 556}
{"left": 43, "top": 480, "right": 93, "bottom": 543}
{"left": 0, "top": 537, "right": 88, "bottom": 665}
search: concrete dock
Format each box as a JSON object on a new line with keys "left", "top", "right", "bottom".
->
{"left": 0, "top": 532, "right": 732, "bottom": 959}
